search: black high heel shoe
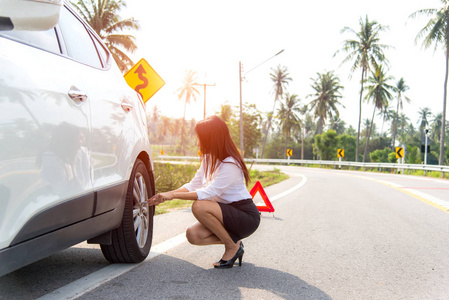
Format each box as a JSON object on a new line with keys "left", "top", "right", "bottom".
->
{"left": 214, "top": 242, "right": 244, "bottom": 269}
{"left": 214, "top": 242, "right": 244, "bottom": 265}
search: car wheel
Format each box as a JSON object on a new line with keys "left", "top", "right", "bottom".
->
{"left": 100, "top": 159, "right": 154, "bottom": 263}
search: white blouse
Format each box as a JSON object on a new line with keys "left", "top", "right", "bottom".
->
{"left": 182, "top": 156, "right": 252, "bottom": 204}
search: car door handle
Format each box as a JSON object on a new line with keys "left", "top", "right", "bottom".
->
{"left": 68, "top": 87, "right": 88, "bottom": 102}
{"left": 121, "top": 99, "right": 133, "bottom": 112}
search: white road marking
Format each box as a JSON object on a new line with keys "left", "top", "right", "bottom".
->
{"left": 39, "top": 175, "right": 307, "bottom": 300}
{"left": 270, "top": 173, "right": 307, "bottom": 202}
{"left": 352, "top": 174, "right": 449, "bottom": 212}
{"left": 38, "top": 233, "right": 187, "bottom": 300}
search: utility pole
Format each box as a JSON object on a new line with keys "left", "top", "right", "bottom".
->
{"left": 193, "top": 82, "right": 215, "bottom": 119}
{"left": 424, "top": 128, "right": 430, "bottom": 165}
{"left": 239, "top": 49, "right": 284, "bottom": 158}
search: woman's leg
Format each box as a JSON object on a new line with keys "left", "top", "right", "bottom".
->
{"left": 186, "top": 222, "right": 222, "bottom": 245}
{"left": 188, "top": 200, "right": 240, "bottom": 262}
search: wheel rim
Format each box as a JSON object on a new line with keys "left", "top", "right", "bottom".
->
{"left": 132, "top": 172, "right": 149, "bottom": 248}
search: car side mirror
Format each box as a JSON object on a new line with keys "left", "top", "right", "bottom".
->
{"left": 0, "top": 0, "right": 63, "bottom": 31}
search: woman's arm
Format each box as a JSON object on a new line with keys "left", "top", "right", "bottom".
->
{"left": 148, "top": 187, "right": 198, "bottom": 206}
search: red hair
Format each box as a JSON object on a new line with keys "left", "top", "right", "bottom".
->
{"left": 195, "top": 115, "right": 250, "bottom": 185}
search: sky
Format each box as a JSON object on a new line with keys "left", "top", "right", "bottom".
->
{"left": 124, "top": 0, "right": 445, "bottom": 131}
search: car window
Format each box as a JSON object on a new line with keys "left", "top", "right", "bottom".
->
{"left": 58, "top": 7, "right": 102, "bottom": 68}
{"left": 0, "top": 28, "right": 61, "bottom": 54}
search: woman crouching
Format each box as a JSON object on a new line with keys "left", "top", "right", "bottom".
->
{"left": 148, "top": 115, "right": 260, "bottom": 268}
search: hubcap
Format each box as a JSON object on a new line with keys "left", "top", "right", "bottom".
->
{"left": 132, "top": 172, "right": 149, "bottom": 248}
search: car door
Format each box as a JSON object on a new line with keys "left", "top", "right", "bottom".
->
{"left": 0, "top": 24, "right": 94, "bottom": 248}
{"left": 57, "top": 5, "right": 139, "bottom": 215}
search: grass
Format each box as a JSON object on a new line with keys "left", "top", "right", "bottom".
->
{"left": 289, "top": 162, "right": 449, "bottom": 179}
{"left": 249, "top": 168, "right": 290, "bottom": 187}
{"left": 153, "top": 166, "right": 289, "bottom": 215}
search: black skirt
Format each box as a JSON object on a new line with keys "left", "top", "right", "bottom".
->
{"left": 218, "top": 199, "right": 261, "bottom": 243}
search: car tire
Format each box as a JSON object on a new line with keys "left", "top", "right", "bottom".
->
{"left": 100, "top": 159, "right": 155, "bottom": 263}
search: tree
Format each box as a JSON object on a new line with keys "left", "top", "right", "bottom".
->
{"left": 346, "top": 126, "right": 357, "bottom": 136}
{"left": 177, "top": 70, "right": 199, "bottom": 155}
{"left": 411, "top": 3, "right": 448, "bottom": 165}
{"left": 308, "top": 71, "right": 344, "bottom": 135}
{"left": 392, "top": 78, "right": 411, "bottom": 149}
{"left": 157, "top": 116, "right": 171, "bottom": 145}
{"left": 218, "top": 104, "right": 232, "bottom": 123}
{"left": 363, "top": 65, "right": 395, "bottom": 162}
{"left": 429, "top": 112, "right": 443, "bottom": 143}
{"left": 362, "top": 118, "right": 372, "bottom": 138}
{"left": 71, "top": 0, "right": 140, "bottom": 72}
{"left": 229, "top": 104, "right": 262, "bottom": 157}
{"left": 417, "top": 107, "right": 432, "bottom": 142}
{"left": 370, "top": 148, "right": 392, "bottom": 163}
{"left": 277, "top": 94, "right": 302, "bottom": 158}
{"left": 378, "top": 106, "right": 395, "bottom": 137}
{"left": 336, "top": 15, "right": 390, "bottom": 162}
{"left": 389, "top": 110, "right": 399, "bottom": 145}
{"left": 397, "top": 113, "right": 411, "bottom": 137}
{"left": 314, "top": 130, "right": 338, "bottom": 160}
{"left": 329, "top": 116, "right": 347, "bottom": 135}
{"left": 261, "top": 65, "right": 292, "bottom": 157}
{"left": 337, "top": 134, "right": 356, "bottom": 161}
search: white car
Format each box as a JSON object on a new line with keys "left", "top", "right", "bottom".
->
{"left": 0, "top": 0, "right": 155, "bottom": 276}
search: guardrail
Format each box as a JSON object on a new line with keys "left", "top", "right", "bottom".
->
{"left": 155, "top": 156, "right": 449, "bottom": 177}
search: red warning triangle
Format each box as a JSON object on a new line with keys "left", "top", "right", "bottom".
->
{"left": 250, "top": 181, "right": 275, "bottom": 213}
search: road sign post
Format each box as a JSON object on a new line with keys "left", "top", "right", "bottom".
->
{"left": 395, "top": 147, "right": 404, "bottom": 174}
{"left": 337, "top": 149, "right": 344, "bottom": 169}
{"left": 424, "top": 128, "right": 430, "bottom": 166}
{"left": 286, "top": 149, "right": 292, "bottom": 165}
{"left": 395, "top": 147, "right": 403, "bottom": 159}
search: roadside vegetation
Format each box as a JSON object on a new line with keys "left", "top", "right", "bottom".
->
{"left": 153, "top": 162, "right": 289, "bottom": 215}
{"left": 147, "top": 3, "right": 448, "bottom": 166}
{"left": 295, "top": 162, "right": 449, "bottom": 179}
{"left": 71, "top": 1, "right": 448, "bottom": 165}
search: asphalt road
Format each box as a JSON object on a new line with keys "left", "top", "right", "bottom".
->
{"left": 1, "top": 165, "right": 449, "bottom": 299}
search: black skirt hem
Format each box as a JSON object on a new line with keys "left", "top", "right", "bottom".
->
{"left": 218, "top": 199, "right": 261, "bottom": 243}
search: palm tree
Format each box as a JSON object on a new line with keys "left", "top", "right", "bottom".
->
{"left": 335, "top": 15, "right": 390, "bottom": 162}
{"left": 378, "top": 106, "right": 395, "bottom": 136}
{"left": 389, "top": 110, "right": 399, "bottom": 143}
{"left": 397, "top": 114, "right": 411, "bottom": 139}
{"left": 392, "top": 78, "right": 411, "bottom": 148}
{"left": 169, "top": 118, "right": 181, "bottom": 146}
{"left": 158, "top": 116, "right": 171, "bottom": 146}
{"left": 71, "top": 0, "right": 140, "bottom": 72}
{"left": 362, "top": 118, "right": 372, "bottom": 139}
{"left": 363, "top": 65, "right": 395, "bottom": 161}
{"left": 277, "top": 94, "right": 302, "bottom": 158}
{"left": 308, "top": 71, "right": 344, "bottom": 135}
{"left": 329, "top": 116, "right": 347, "bottom": 135}
{"left": 261, "top": 65, "right": 292, "bottom": 158}
{"left": 417, "top": 107, "right": 432, "bottom": 141}
{"left": 177, "top": 70, "right": 199, "bottom": 155}
{"left": 431, "top": 113, "right": 443, "bottom": 142}
{"left": 410, "top": 3, "right": 448, "bottom": 165}
{"left": 218, "top": 104, "right": 232, "bottom": 123}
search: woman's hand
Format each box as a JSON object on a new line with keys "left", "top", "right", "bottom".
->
{"left": 148, "top": 192, "right": 174, "bottom": 206}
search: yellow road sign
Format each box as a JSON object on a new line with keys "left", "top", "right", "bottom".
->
{"left": 124, "top": 58, "right": 165, "bottom": 103}
{"left": 396, "top": 147, "right": 403, "bottom": 158}
{"left": 160, "top": 150, "right": 164, "bottom": 155}
{"left": 286, "top": 149, "right": 292, "bottom": 157}
{"left": 338, "top": 149, "right": 344, "bottom": 158}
